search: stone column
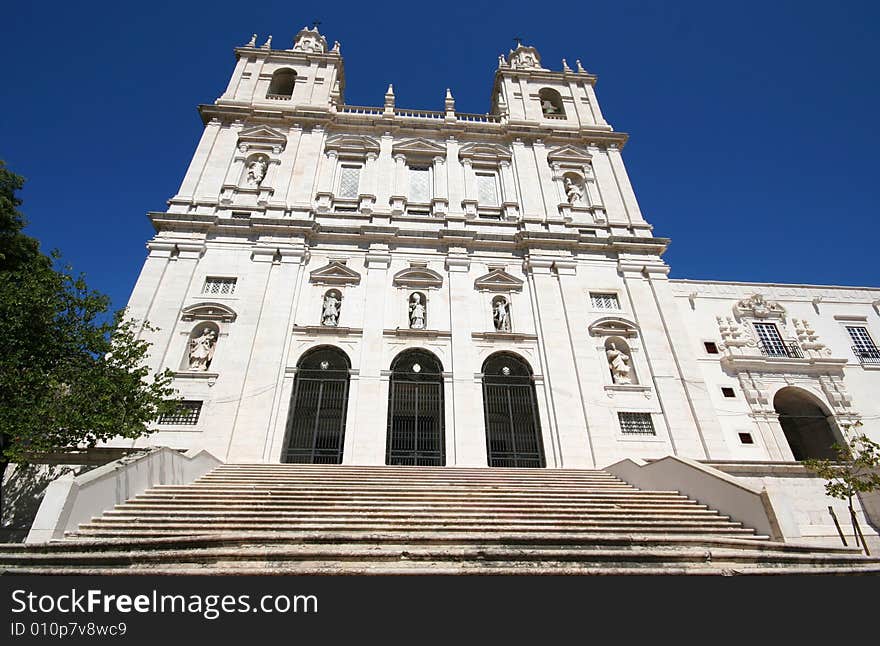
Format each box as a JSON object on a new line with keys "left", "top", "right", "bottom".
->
{"left": 498, "top": 159, "right": 520, "bottom": 220}
{"left": 390, "top": 153, "right": 407, "bottom": 215}
{"left": 348, "top": 246, "right": 392, "bottom": 464}
{"left": 445, "top": 251, "right": 484, "bottom": 466}
{"left": 173, "top": 119, "right": 222, "bottom": 204}
{"left": 431, "top": 155, "right": 448, "bottom": 217}
{"left": 314, "top": 149, "right": 337, "bottom": 212}
{"left": 524, "top": 256, "right": 593, "bottom": 467}
{"left": 153, "top": 242, "right": 206, "bottom": 373}
{"left": 359, "top": 151, "right": 379, "bottom": 214}
{"left": 227, "top": 243, "right": 309, "bottom": 462}
{"left": 619, "top": 261, "right": 729, "bottom": 460}
{"left": 460, "top": 158, "right": 477, "bottom": 218}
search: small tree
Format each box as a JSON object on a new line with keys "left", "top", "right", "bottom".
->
{"left": 803, "top": 421, "right": 880, "bottom": 555}
{"left": 0, "top": 161, "right": 179, "bottom": 520}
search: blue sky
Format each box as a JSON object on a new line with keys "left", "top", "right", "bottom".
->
{"left": 2, "top": 1, "right": 878, "bottom": 311}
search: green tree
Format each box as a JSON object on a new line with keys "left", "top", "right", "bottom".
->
{"left": 0, "top": 161, "right": 179, "bottom": 517}
{"left": 803, "top": 420, "right": 880, "bottom": 555}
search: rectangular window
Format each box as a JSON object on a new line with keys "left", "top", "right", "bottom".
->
{"left": 408, "top": 166, "right": 431, "bottom": 204}
{"left": 338, "top": 165, "right": 361, "bottom": 199}
{"left": 476, "top": 172, "right": 499, "bottom": 206}
{"left": 738, "top": 432, "right": 754, "bottom": 445}
{"left": 158, "top": 401, "right": 202, "bottom": 425}
{"left": 847, "top": 326, "right": 880, "bottom": 362}
{"left": 590, "top": 292, "right": 620, "bottom": 310}
{"left": 202, "top": 277, "right": 237, "bottom": 296}
{"left": 753, "top": 322, "right": 787, "bottom": 357}
{"left": 704, "top": 341, "right": 719, "bottom": 355}
{"left": 721, "top": 387, "right": 736, "bottom": 398}
{"left": 618, "top": 412, "right": 656, "bottom": 436}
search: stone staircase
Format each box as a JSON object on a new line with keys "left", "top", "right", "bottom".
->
{"left": 2, "top": 464, "right": 879, "bottom": 574}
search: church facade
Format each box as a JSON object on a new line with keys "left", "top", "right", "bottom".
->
{"left": 120, "top": 28, "right": 880, "bottom": 544}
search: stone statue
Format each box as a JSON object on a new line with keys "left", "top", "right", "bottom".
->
{"left": 564, "top": 177, "right": 583, "bottom": 204}
{"left": 189, "top": 328, "right": 217, "bottom": 371}
{"left": 542, "top": 99, "right": 560, "bottom": 115}
{"left": 606, "top": 342, "right": 632, "bottom": 384}
{"left": 409, "top": 293, "right": 426, "bottom": 329}
{"left": 493, "top": 298, "right": 511, "bottom": 332}
{"left": 245, "top": 157, "right": 268, "bottom": 187}
{"left": 322, "top": 292, "right": 340, "bottom": 327}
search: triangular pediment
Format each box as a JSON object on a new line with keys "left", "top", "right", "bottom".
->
{"left": 588, "top": 316, "right": 638, "bottom": 338}
{"left": 392, "top": 265, "right": 444, "bottom": 289}
{"left": 458, "top": 142, "right": 512, "bottom": 162}
{"left": 238, "top": 125, "right": 288, "bottom": 147}
{"left": 547, "top": 145, "right": 592, "bottom": 165}
{"left": 474, "top": 268, "right": 523, "bottom": 292}
{"left": 325, "top": 134, "right": 381, "bottom": 155}
{"left": 392, "top": 138, "right": 447, "bottom": 157}
{"left": 181, "top": 302, "right": 237, "bottom": 322}
{"left": 309, "top": 261, "right": 362, "bottom": 286}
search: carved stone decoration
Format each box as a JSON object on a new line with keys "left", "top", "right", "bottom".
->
{"left": 606, "top": 342, "right": 632, "bottom": 385}
{"left": 737, "top": 372, "right": 771, "bottom": 412}
{"left": 245, "top": 156, "right": 268, "bottom": 187}
{"left": 734, "top": 294, "right": 786, "bottom": 321}
{"left": 292, "top": 26, "right": 327, "bottom": 53}
{"left": 716, "top": 315, "right": 757, "bottom": 354}
{"left": 819, "top": 375, "right": 853, "bottom": 413}
{"left": 321, "top": 290, "right": 341, "bottom": 327}
{"left": 409, "top": 292, "right": 426, "bottom": 329}
{"left": 588, "top": 317, "right": 638, "bottom": 338}
{"left": 506, "top": 44, "right": 544, "bottom": 70}
{"left": 492, "top": 296, "right": 511, "bottom": 332}
{"left": 792, "top": 318, "right": 832, "bottom": 357}
{"left": 189, "top": 328, "right": 217, "bottom": 371}
{"left": 181, "top": 302, "right": 237, "bottom": 322}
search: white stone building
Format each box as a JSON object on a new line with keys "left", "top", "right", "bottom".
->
{"left": 118, "top": 27, "right": 880, "bottom": 545}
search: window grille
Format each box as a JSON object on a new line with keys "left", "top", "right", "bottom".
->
{"left": 158, "top": 401, "right": 202, "bottom": 425}
{"left": 409, "top": 166, "right": 431, "bottom": 203}
{"left": 618, "top": 412, "right": 655, "bottom": 435}
{"left": 590, "top": 292, "right": 620, "bottom": 310}
{"left": 476, "top": 172, "right": 499, "bottom": 206}
{"left": 202, "top": 277, "right": 237, "bottom": 295}
{"left": 753, "top": 322, "right": 787, "bottom": 357}
{"left": 847, "top": 326, "right": 880, "bottom": 364}
{"left": 338, "top": 165, "right": 361, "bottom": 199}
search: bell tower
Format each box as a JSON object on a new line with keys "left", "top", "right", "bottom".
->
{"left": 214, "top": 26, "right": 345, "bottom": 111}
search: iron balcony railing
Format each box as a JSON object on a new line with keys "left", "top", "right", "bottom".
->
{"left": 758, "top": 340, "right": 804, "bottom": 359}
{"left": 853, "top": 345, "right": 880, "bottom": 365}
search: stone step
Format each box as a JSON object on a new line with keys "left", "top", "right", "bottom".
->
{"left": 103, "top": 505, "right": 730, "bottom": 522}
{"left": 117, "top": 501, "right": 719, "bottom": 513}
{"left": 145, "top": 487, "right": 685, "bottom": 499}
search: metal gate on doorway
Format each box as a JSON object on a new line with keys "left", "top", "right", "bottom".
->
{"left": 386, "top": 349, "right": 445, "bottom": 466}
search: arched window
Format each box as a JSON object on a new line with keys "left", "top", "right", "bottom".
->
{"left": 267, "top": 68, "right": 296, "bottom": 99}
{"left": 539, "top": 88, "right": 565, "bottom": 117}
{"left": 482, "top": 352, "right": 544, "bottom": 467}
{"left": 774, "top": 387, "right": 840, "bottom": 460}
{"left": 386, "top": 349, "right": 445, "bottom": 466}
{"left": 184, "top": 322, "right": 219, "bottom": 372}
{"left": 605, "top": 337, "right": 636, "bottom": 385}
{"left": 283, "top": 346, "right": 351, "bottom": 464}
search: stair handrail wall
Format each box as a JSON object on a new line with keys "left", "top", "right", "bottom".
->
{"left": 25, "top": 446, "right": 223, "bottom": 544}
{"left": 605, "top": 455, "right": 787, "bottom": 541}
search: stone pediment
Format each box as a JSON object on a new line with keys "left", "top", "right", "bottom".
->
{"left": 309, "top": 261, "right": 362, "bottom": 286}
{"left": 474, "top": 268, "right": 523, "bottom": 292}
{"left": 392, "top": 264, "right": 444, "bottom": 289}
{"left": 547, "top": 145, "right": 592, "bottom": 165}
{"left": 588, "top": 316, "right": 638, "bottom": 338}
{"left": 238, "top": 125, "right": 287, "bottom": 152}
{"left": 181, "top": 302, "right": 237, "bottom": 322}
{"left": 392, "top": 138, "right": 447, "bottom": 157}
{"left": 458, "top": 142, "right": 512, "bottom": 163}
{"left": 325, "top": 134, "right": 381, "bottom": 156}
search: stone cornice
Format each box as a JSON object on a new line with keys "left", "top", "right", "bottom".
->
{"left": 196, "top": 103, "right": 629, "bottom": 148}
{"left": 233, "top": 46, "right": 343, "bottom": 67}
{"left": 670, "top": 279, "right": 880, "bottom": 302}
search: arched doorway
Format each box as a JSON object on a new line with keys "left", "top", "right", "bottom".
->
{"left": 386, "top": 349, "right": 445, "bottom": 466}
{"left": 482, "top": 352, "right": 545, "bottom": 468}
{"left": 774, "top": 387, "right": 839, "bottom": 460}
{"left": 283, "top": 346, "right": 351, "bottom": 464}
